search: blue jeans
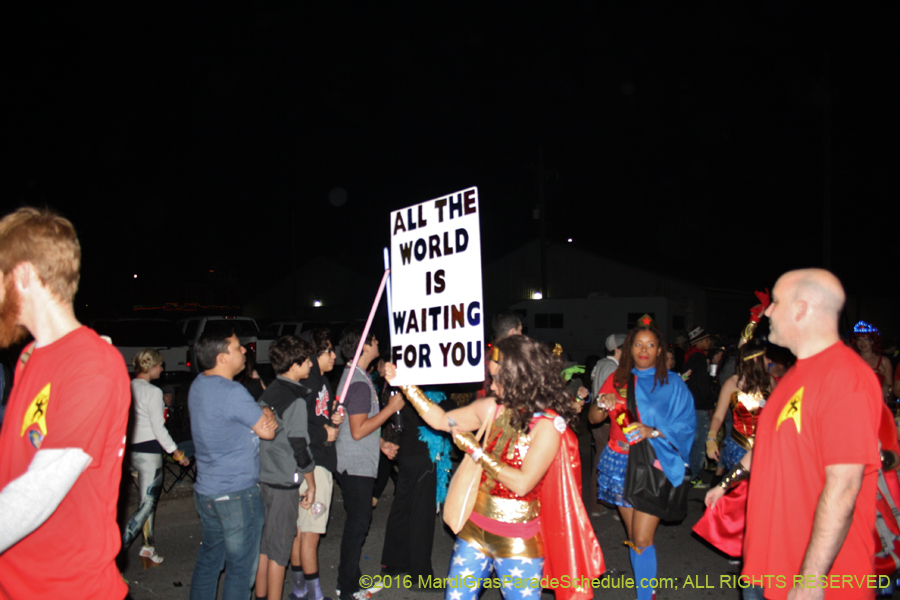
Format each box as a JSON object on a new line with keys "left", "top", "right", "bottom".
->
{"left": 690, "top": 409, "right": 711, "bottom": 479}
{"left": 190, "top": 484, "right": 264, "bottom": 600}
{"left": 743, "top": 584, "right": 765, "bottom": 600}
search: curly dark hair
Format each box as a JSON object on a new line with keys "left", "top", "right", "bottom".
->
{"left": 734, "top": 339, "right": 770, "bottom": 395}
{"left": 492, "top": 335, "right": 577, "bottom": 432}
{"left": 613, "top": 325, "right": 669, "bottom": 391}
{"left": 851, "top": 331, "right": 883, "bottom": 356}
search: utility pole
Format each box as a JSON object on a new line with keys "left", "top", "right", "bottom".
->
{"left": 537, "top": 147, "right": 548, "bottom": 298}
{"left": 821, "top": 50, "right": 832, "bottom": 270}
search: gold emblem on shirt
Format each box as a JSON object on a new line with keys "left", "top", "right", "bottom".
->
{"left": 21, "top": 383, "right": 51, "bottom": 438}
{"left": 776, "top": 386, "right": 803, "bottom": 434}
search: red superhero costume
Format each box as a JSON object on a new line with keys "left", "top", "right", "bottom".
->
{"left": 729, "top": 390, "right": 765, "bottom": 450}
{"left": 461, "top": 408, "right": 604, "bottom": 600}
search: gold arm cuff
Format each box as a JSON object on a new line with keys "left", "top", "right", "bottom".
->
{"left": 740, "top": 321, "right": 758, "bottom": 343}
{"left": 173, "top": 450, "right": 185, "bottom": 461}
{"left": 453, "top": 431, "right": 479, "bottom": 455}
{"left": 719, "top": 463, "right": 750, "bottom": 491}
{"left": 400, "top": 385, "right": 436, "bottom": 417}
{"left": 478, "top": 452, "right": 506, "bottom": 480}
{"left": 730, "top": 429, "right": 755, "bottom": 452}
{"left": 473, "top": 490, "right": 540, "bottom": 523}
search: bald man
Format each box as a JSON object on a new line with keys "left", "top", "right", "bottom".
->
{"left": 737, "top": 269, "right": 881, "bottom": 600}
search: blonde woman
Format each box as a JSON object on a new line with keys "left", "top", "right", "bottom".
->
{"left": 122, "top": 349, "right": 190, "bottom": 568}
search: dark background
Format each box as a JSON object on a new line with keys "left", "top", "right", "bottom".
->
{"left": 1, "top": 4, "right": 896, "bottom": 322}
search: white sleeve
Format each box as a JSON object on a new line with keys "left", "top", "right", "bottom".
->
{"left": 147, "top": 388, "right": 179, "bottom": 455}
{"left": 0, "top": 448, "right": 92, "bottom": 553}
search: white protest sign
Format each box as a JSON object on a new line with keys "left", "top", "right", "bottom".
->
{"left": 389, "top": 187, "right": 484, "bottom": 386}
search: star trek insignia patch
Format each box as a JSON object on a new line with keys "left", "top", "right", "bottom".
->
{"left": 776, "top": 386, "right": 803, "bottom": 434}
{"left": 21, "top": 382, "right": 50, "bottom": 448}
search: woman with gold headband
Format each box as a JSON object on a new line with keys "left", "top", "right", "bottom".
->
{"left": 385, "top": 335, "right": 603, "bottom": 600}
{"left": 705, "top": 339, "right": 774, "bottom": 472}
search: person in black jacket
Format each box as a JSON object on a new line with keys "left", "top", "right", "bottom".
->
{"left": 377, "top": 389, "right": 454, "bottom": 587}
{"left": 288, "top": 328, "right": 344, "bottom": 600}
{"left": 683, "top": 326, "right": 715, "bottom": 488}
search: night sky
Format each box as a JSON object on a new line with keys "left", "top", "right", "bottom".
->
{"left": 2, "top": 4, "right": 896, "bottom": 314}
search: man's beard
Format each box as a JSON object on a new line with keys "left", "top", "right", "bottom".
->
{"left": 0, "top": 277, "right": 28, "bottom": 349}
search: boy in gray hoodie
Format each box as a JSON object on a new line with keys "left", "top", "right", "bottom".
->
{"left": 255, "top": 336, "right": 316, "bottom": 600}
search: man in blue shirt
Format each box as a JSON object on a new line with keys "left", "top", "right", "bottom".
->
{"left": 188, "top": 326, "right": 277, "bottom": 600}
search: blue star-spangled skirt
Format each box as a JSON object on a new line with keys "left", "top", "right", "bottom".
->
{"left": 596, "top": 445, "right": 632, "bottom": 508}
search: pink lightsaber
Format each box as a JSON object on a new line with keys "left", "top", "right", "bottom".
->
{"left": 336, "top": 268, "right": 391, "bottom": 406}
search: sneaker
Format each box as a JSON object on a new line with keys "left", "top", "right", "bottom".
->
{"left": 336, "top": 589, "right": 374, "bottom": 600}
{"left": 691, "top": 478, "right": 710, "bottom": 489}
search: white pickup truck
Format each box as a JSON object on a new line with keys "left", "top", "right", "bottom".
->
{"left": 177, "top": 316, "right": 272, "bottom": 372}
{"left": 91, "top": 318, "right": 191, "bottom": 381}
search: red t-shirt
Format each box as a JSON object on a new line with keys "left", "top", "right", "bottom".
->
{"left": 743, "top": 342, "right": 881, "bottom": 600}
{"left": 0, "top": 327, "right": 130, "bottom": 600}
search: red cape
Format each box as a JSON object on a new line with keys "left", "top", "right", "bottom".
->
{"left": 692, "top": 480, "right": 748, "bottom": 558}
{"left": 693, "top": 403, "right": 900, "bottom": 570}
{"left": 540, "top": 419, "right": 605, "bottom": 600}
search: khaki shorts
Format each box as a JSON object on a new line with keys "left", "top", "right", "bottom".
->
{"left": 297, "top": 466, "right": 333, "bottom": 534}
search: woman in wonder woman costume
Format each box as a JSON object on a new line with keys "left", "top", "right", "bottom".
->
{"left": 705, "top": 339, "right": 773, "bottom": 472}
{"left": 385, "top": 335, "right": 603, "bottom": 600}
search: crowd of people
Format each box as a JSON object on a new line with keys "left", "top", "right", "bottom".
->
{"left": 0, "top": 205, "right": 897, "bottom": 600}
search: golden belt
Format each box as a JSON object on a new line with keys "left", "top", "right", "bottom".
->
{"left": 731, "top": 428, "right": 755, "bottom": 452}
{"left": 473, "top": 490, "right": 540, "bottom": 523}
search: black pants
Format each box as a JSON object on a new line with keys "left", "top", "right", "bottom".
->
{"left": 380, "top": 454, "right": 437, "bottom": 579}
{"left": 373, "top": 453, "right": 397, "bottom": 501}
{"left": 337, "top": 472, "right": 375, "bottom": 595}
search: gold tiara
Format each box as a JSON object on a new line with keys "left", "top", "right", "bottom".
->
{"left": 490, "top": 346, "right": 503, "bottom": 362}
{"left": 743, "top": 350, "right": 765, "bottom": 361}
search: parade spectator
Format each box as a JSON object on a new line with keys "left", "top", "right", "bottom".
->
{"left": 255, "top": 336, "right": 317, "bottom": 600}
{"left": 0, "top": 207, "right": 132, "bottom": 600}
{"left": 122, "top": 348, "right": 190, "bottom": 568}
{"left": 378, "top": 388, "right": 454, "bottom": 587}
{"left": 894, "top": 361, "right": 900, "bottom": 401}
{"left": 290, "top": 327, "right": 344, "bottom": 600}
{"left": 684, "top": 326, "right": 715, "bottom": 488}
{"left": 239, "top": 348, "right": 266, "bottom": 401}
{"left": 372, "top": 354, "right": 399, "bottom": 509}
{"left": 477, "top": 311, "right": 523, "bottom": 399}
{"left": 714, "top": 269, "right": 882, "bottom": 600}
{"left": 188, "top": 326, "right": 277, "bottom": 600}
{"left": 334, "top": 328, "right": 404, "bottom": 600}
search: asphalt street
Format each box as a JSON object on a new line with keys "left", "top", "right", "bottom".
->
{"left": 119, "top": 473, "right": 744, "bottom": 600}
